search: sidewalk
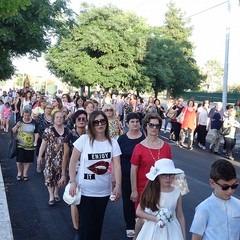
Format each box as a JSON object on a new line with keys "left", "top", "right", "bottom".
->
{"left": 0, "top": 132, "right": 14, "bottom": 240}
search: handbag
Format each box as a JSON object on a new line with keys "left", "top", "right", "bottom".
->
{"left": 219, "top": 126, "right": 231, "bottom": 136}
{"left": 63, "top": 182, "right": 81, "bottom": 205}
{"left": 176, "top": 108, "right": 186, "bottom": 124}
{"left": 8, "top": 132, "right": 18, "bottom": 159}
{"left": 63, "top": 136, "right": 86, "bottom": 205}
{"left": 166, "top": 108, "right": 177, "bottom": 119}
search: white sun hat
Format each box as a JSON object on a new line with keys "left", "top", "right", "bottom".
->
{"left": 146, "top": 158, "right": 184, "bottom": 181}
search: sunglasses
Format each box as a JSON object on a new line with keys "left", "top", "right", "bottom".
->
{"left": 77, "top": 117, "right": 87, "bottom": 122}
{"left": 105, "top": 109, "right": 113, "bottom": 112}
{"left": 160, "top": 174, "right": 175, "bottom": 179}
{"left": 147, "top": 123, "right": 160, "bottom": 129}
{"left": 93, "top": 119, "right": 107, "bottom": 126}
{"left": 215, "top": 181, "right": 239, "bottom": 191}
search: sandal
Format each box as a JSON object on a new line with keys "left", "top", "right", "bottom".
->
{"left": 48, "top": 200, "right": 55, "bottom": 206}
{"left": 16, "top": 176, "right": 22, "bottom": 181}
{"left": 126, "top": 230, "right": 135, "bottom": 238}
{"left": 54, "top": 196, "right": 61, "bottom": 202}
{"left": 23, "top": 176, "right": 29, "bottom": 181}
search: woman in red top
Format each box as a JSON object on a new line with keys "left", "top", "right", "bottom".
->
{"left": 130, "top": 113, "right": 172, "bottom": 238}
{"left": 179, "top": 99, "right": 196, "bottom": 150}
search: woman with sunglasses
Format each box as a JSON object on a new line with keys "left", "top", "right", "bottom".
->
{"left": 102, "top": 103, "right": 122, "bottom": 140}
{"left": 69, "top": 110, "right": 122, "bottom": 240}
{"left": 130, "top": 113, "right": 172, "bottom": 238}
{"left": 35, "top": 103, "right": 53, "bottom": 173}
{"left": 60, "top": 110, "right": 87, "bottom": 240}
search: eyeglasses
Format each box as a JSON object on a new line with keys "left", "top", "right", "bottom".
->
{"left": 215, "top": 181, "right": 239, "bottom": 191}
{"left": 147, "top": 123, "right": 160, "bottom": 129}
{"left": 105, "top": 109, "right": 113, "bottom": 112}
{"left": 77, "top": 117, "right": 87, "bottom": 122}
{"left": 160, "top": 174, "right": 175, "bottom": 179}
{"left": 93, "top": 119, "right": 107, "bottom": 126}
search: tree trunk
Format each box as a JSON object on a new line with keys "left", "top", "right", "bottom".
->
{"left": 87, "top": 85, "right": 90, "bottom": 97}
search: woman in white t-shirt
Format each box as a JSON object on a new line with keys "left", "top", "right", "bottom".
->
{"left": 69, "top": 110, "right": 122, "bottom": 240}
{"left": 196, "top": 100, "right": 210, "bottom": 150}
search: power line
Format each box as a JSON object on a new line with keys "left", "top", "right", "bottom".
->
{"left": 185, "top": 1, "right": 228, "bottom": 19}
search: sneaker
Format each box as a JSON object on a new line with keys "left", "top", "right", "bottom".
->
{"left": 202, "top": 146, "right": 206, "bottom": 150}
{"left": 198, "top": 143, "right": 203, "bottom": 148}
{"left": 175, "top": 141, "right": 179, "bottom": 146}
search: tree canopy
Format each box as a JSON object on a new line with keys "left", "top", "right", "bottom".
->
{"left": 46, "top": 2, "right": 203, "bottom": 97}
{"left": 0, "top": 0, "right": 74, "bottom": 80}
{"left": 46, "top": 3, "right": 150, "bottom": 92}
{"left": 144, "top": 1, "right": 203, "bottom": 97}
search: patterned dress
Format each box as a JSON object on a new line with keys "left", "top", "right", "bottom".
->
{"left": 43, "top": 126, "right": 69, "bottom": 187}
{"left": 109, "top": 119, "right": 120, "bottom": 140}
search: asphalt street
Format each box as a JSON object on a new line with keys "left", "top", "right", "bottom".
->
{"left": 1, "top": 130, "right": 240, "bottom": 240}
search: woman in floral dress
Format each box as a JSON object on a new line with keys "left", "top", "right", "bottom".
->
{"left": 103, "top": 103, "right": 122, "bottom": 140}
{"left": 37, "top": 111, "right": 69, "bottom": 206}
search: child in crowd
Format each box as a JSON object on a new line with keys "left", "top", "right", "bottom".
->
{"left": 0, "top": 99, "right": 4, "bottom": 130}
{"left": 190, "top": 159, "right": 240, "bottom": 240}
{"left": 136, "top": 158, "right": 186, "bottom": 240}
{"left": 2, "top": 102, "right": 12, "bottom": 132}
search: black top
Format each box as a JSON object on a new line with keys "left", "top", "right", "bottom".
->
{"left": 117, "top": 132, "right": 145, "bottom": 181}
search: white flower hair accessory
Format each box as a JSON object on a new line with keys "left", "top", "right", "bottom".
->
{"left": 146, "top": 158, "right": 183, "bottom": 181}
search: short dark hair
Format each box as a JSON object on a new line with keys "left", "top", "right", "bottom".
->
{"left": 126, "top": 112, "right": 140, "bottom": 123}
{"left": 72, "top": 110, "right": 87, "bottom": 124}
{"left": 210, "top": 159, "right": 236, "bottom": 182}
{"left": 142, "top": 113, "right": 162, "bottom": 135}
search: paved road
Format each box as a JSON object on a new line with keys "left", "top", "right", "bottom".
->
{"left": 1, "top": 129, "right": 240, "bottom": 240}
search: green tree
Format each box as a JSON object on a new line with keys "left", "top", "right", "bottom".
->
{"left": 0, "top": 0, "right": 31, "bottom": 17}
{"left": 0, "top": 0, "right": 74, "bottom": 80}
{"left": 146, "top": 1, "right": 202, "bottom": 98}
{"left": 201, "top": 60, "right": 224, "bottom": 92}
{"left": 46, "top": 4, "right": 150, "bottom": 93}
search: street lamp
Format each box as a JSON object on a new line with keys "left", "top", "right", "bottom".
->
{"left": 222, "top": 0, "right": 231, "bottom": 110}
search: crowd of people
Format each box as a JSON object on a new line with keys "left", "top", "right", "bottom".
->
{"left": 1, "top": 85, "right": 240, "bottom": 240}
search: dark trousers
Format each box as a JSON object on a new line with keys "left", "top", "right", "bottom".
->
{"left": 77, "top": 195, "right": 109, "bottom": 240}
{"left": 172, "top": 121, "right": 181, "bottom": 142}
{"left": 122, "top": 180, "right": 136, "bottom": 230}
{"left": 224, "top": 137, "right": 236, "bottom": 157}
{"left": 197, "top": 124, "right": 208, "bottom": 146}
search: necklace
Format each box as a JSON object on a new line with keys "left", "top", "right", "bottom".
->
{"left": 146, "top": 138, "right": 160, "bottom": 162}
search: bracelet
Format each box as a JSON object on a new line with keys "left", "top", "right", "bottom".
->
{"left": 69, "top": 180, "right": 76, "bottom": 184}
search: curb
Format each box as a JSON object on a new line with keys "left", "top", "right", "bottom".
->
{"left": 0, "top": 164, "right": 14, "bottom": 240}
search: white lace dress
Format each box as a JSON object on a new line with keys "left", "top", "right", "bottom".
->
{"left": 137, "top": 188, "right": 184, "bottom": 240}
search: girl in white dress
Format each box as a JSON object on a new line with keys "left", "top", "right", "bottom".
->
{"left": 136, "top": 158, "right": 186, "bottom": 240}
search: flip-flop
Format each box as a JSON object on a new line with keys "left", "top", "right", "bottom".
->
{"left": 54, "top": 196, "right": 61, "bottom": 202}
{"left": 48, "top": 200, "right": 55, "bottom": 206}
{"left": 126, "top": 230, "right": 135, "bottom": 238}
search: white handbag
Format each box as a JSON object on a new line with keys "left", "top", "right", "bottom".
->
{"left": 63, "top": 141, "right": 85, "bottom": 205}
{"left": 63, "top": 182, "right": 81, "bottom": 205}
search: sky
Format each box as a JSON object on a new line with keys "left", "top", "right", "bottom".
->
{"left": 13, "top": 0, "right": 240, "bottom": 83}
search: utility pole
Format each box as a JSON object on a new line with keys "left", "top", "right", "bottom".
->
{"left": 222, "top": 0, "right": 231, "bottom": 110}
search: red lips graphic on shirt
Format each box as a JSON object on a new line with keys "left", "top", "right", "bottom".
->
{"left": 87, "top": 161, "right": 109, "bottom": 175}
